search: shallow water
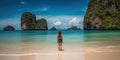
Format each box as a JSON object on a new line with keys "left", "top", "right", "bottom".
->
{"left": 0, "top": 30, "right": 120, "bottom": 60}
{"left": 0, "top": 30, "right": 120, "bottom": 53}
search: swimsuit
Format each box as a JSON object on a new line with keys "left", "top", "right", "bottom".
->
{"left": 57, "top": 39, "right": 63, "bottom": 43}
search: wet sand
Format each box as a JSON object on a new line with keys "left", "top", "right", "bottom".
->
{"left": 84, "top": 45, "right": 120, "bottom": 60}
{"left": 0, "top": 44, "right": 120, "bottom": 60}
{"left": 85, "top": 52, "right": 120, "bottom": 60}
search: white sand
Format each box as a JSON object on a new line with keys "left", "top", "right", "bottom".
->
{"left": 1, "top": 44, "right": 120, "bottom": 60}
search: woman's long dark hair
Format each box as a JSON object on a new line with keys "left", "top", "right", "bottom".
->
{"left": 58, "top": 32, "right": 62, "bottom": 37}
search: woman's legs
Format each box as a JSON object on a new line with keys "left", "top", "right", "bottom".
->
{"left": 59, "top": 43, "right": 62, "bottom": 49}
{"left": 58, "top": 43, "right": 60, "bottom": 50}
{"left": 58, "top": 43, "right": 62, "bottom": 50}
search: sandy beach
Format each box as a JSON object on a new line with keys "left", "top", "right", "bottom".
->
{"left": 0, "top": 44, "right": 120, "bottom": 60}
{"left": 0, "top": 43, "right": 85, "bottom": 60}
{"left": 84, "top": 45, "right": 120, "bottom": 60}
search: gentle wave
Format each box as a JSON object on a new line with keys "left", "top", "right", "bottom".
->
{"left": 0, "top": 53, "right": 57, "bottom": 56}
{"left": 0, "top": 52, "right": 83, "bottom": 56}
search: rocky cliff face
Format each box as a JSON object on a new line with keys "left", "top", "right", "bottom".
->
{"left": 84, "top": 0, "right": 120, "bottom": 30}
{"left": 35, "top": 18, "right": 48, "bottom": 30}
{"left": 50, "top": 26, "right": 57, "bottom": 30}
{"left": 21, "top": 12, "right": 48, "bottom": 30}
{"left": 21, "top": 12, "right": 36, "bottom": 30}
{"left": 3, "top": 25, "right": 15, "bottom": 31}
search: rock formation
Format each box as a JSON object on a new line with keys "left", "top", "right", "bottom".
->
{"left": 84, "top": 0, "right": 120, "bottom": 30}
{"left": 3, "top": 25, "right": 15, "bottom": 31}
{"left": 21, "top": 12, "right": 36, "bottom": 30}
{"left": 50, "top": 26, "right": 57, "bottom": 30}
{"left": 68, "top": 26, "right": 81, "bottom": 30}
{"left": 35, "top": 18, "right": 48, "bottom": 30}
{"left": 21, "top": 12, "right": 48, "bottom": 30}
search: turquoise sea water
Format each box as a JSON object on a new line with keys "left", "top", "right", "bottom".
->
{"left": 0, "top": 30, "right": 120, "bottom": 43}
{"left": 0, "top": 30, "right": 84, "bottom": 44}
{"left": 0, "top": 30, "right": 120, "bottom": 54}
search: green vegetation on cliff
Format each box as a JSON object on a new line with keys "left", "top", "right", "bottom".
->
{"left": 21, "top": 12, "right": 48, "bottom": 30}
{"left": 84, "top": 0, "right": 120, "bottom": 30}
{"left": 21, "top": 12, "right": 36, "bottom": 30}
{"left": 35, "top": 18, "right": 48, "bottom": 30}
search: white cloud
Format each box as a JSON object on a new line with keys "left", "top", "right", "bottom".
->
{"left": 20, "top": 1, "right": 25, "bottom": 5}
{"left": 34, "top": 8, "right": 48, "bottom": 12}
{"left": 68, "top": 17, "right": 82, "bottom": 28}
{"left": 69, "top": 17, "right": 78, "bottom": 24}
{"left": 54, "top": 21, "right": 62, "bottom": 26}
{"left": 0, "top": 15, "right": 84, "bottom": 30}
{"left": 37, "top": 15, "right": 84, "bottom": 29}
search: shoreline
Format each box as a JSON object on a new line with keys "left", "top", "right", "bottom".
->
{"left": 0, "top": 45, "right": 120, "bottom": 60}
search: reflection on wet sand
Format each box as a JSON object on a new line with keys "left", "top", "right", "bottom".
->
{"left": 84, "top": 44, "right": 120, "bottom": 60}
{"left": 20, "top": 55, "right": 35, "bottom": 60}
{"left": 19, "top": 42, "right": 36, "bottom": 60}
{"left": 19, "top": 32, "right": 37, "bottom": 60}
{"left": 84, "top": 52, "right": 120, "bottom": 60}
{"left": 58, "top": 51, "right": 62, "bottom": 60}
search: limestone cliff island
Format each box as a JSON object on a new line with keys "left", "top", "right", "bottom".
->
{"left": 84, "top": 0, "right": 120, "bottom": 30}
{"left": 21, "top": 12, "right": 48, "bottom": 30}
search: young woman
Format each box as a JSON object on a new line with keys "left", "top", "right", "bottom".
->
{"left": 57, "top": 32, "right": 63, "bottom": 51}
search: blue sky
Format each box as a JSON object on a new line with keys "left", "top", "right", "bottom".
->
{"left": 0, "top": 0, "right": 88, "bottom": 30}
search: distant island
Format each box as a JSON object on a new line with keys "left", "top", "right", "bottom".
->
{"left": 68, "top": 26, "right": 81, "bottom": 30}
{"left": 50, "top": 26, "right": 57, "bottom": 30}
{"left": 3, "top": 25, "right": 15, "bottom": 31}
{"left": 84, "top": 0, "right": 120, "bottom": 30}
{"left": 20, "top": 12, "right": 81, "bottom": 31}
